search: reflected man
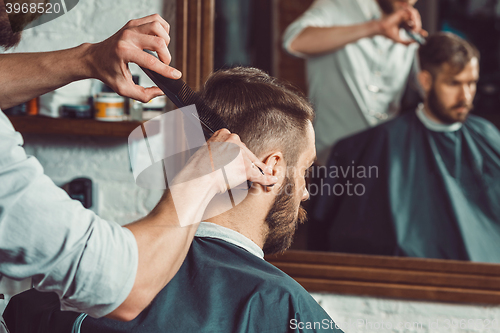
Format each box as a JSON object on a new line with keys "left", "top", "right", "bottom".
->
{"left": 283, "top": 0, "right": 427, "bottom": 165}
{"left": 315, "top": 33, "right": 500, "bottom": 262}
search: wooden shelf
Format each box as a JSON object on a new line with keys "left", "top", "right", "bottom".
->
{"left": 7, "top": 115, "right": 144, "bottom": 138}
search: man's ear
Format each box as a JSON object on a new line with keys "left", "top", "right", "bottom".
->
{"left": 263, "top": 152, "right": 285, "bottom": 181}
{"left": 418, "top": 70, "right": 433, "bottom": 93}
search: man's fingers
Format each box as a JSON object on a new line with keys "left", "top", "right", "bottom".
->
{"left": 223, "top": 133, "right": 268, "bottom": 172}
{"left": 128, "top": 47, "right": 181, "bottom": 79}
{"left": 249, "top": 173, "right": 278, "bottom": 186}
{"left": 207, "top": 129, "right": 232, "bottom": 143}
{"left": 119, "top": 83, "right": 164, "bottom": 103}
{"left": 248, "top": 155, "right": 270, "bottom": 176}
{"left": 206, "top": 129, "right": 278, "bottom": 186}
{"left": 394, "top": 37, "right": 413, "bottom": 46}
{"left": 132, "top": 33, "right": 172, "bottom": 66}
{"left": 140, "top": 86, "right": 165, "bottom": 102}
{"left": 133, "top": 21, "right": 172, "bottom": 54}
{"left": 124, "top": 14, "right": 170, "bottom": 34}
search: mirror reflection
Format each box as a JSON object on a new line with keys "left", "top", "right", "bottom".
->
{"left": 215, "top": 0, "right": 500, "bottom": 263}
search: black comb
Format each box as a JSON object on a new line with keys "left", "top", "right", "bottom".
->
{"left": 404, "top": 27, "right": 426, "bottom": 45}
{"left": 140, "top": 49, "right": 228, "bottom": 139}
{"left": 139, "top": 49, "right": 268, "bottom": 186}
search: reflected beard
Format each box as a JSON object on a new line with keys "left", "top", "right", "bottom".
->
{"left": 262, "top": 176, "right": 307, "bottom": 255}
{"left": 428, "top": 85, "right": 471, "bottom": 124}
{"left": 0, "top": 1, "right": 21, "bottom": 49}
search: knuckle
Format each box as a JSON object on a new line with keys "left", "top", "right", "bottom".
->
{"left": 152, "top": 21, "right": 163, "bottom": 31}
{"left": 121, "top": 28, "right": 133, "bottom": 40}
{"left": 164, "top": 52, "right": 172, "bottom": 64}
{"left": 229, "top": 133, "right": 240, "bottom": 141}
{"left": 115, "top": 40, "right": 129, "bottom": 55}
{"left": 218, "top": 128, "right": 231, "bottom": 135}
{"left": 114, "top": 85, "right": 127, "bottom": 97}
{"left": 154, "top": 36, "right": 166, "bottom": 49}
{"left": 165, "top": 22, "right": 170, "bottom": 30}
{"left": 125, "top": 19, "right": 136, "bottom": 28}
{"left": 146, "top": 54, "right": 157, "bottom": 67}
{"left": 139, "top": 94, "right": 151, "bottom": 103}
{"left": 139, "top": 95, "right": 150, "bottom": 103}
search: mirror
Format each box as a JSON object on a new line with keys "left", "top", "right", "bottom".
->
{"left": 174, "top": 0, "right": 500, "bottom": 304}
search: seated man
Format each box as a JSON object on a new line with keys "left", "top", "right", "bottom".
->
{"left": 5, "top": 68, "right": 344, "bottom": 333}
{"left": 313, "top": 33, "right": 500, "bottom": 262}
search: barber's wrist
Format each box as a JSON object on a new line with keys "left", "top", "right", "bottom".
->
{"left": 368, "top": 19, "right": 384, "bottom": 37}
{"left": 78, "top": 42, "right": 99, "bottom": 80}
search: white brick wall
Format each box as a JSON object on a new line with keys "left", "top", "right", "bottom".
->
{"left": 311, "top": 292, "right": 500, "bottom": 333}
{"left": 3, "top": 1, "right": 500, "bottom": 331}
{"left": 7, "top": 0, "right": 174, "bottom": 225}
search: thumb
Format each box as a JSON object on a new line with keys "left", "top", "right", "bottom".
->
{"left": 392, "top": 36, "right": 414, "bottom": 46}
{"left": 125, "top": 85, "right": 164, "bottom": 103}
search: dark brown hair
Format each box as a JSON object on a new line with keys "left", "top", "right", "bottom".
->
{"left": 418, "top": 32, "right": 480, "bottom": 77}
{"left": 199, "top": 67, "right": 314, "bottom": 166}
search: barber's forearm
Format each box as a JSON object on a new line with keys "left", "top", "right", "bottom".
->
{"left": 289, "top": 21, "right": 382, "bottom": 56}
{"left": 0, "top": 43, "right": 92, "bottom": 110}
{"left": 107, "top": 177, "right": 218, "bottom": 321}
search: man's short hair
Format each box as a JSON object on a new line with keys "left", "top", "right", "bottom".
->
{"left": 418, "top": 32, "right": 480, "bottom": 78}
{"left": 199, "top": 67, "right": 314, "bottom": 166}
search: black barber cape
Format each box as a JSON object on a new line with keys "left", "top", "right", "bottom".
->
{"left": 313, "top": 110, "right": 500, "bottom": 262}
{"left": 5, "top": 237, "right": 343, "bottom": 333}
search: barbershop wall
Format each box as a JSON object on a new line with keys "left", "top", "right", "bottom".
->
{"left": 7, "top": 0, "right": 176, "bottom": 225}
{"left": 312, "top": 292, "right": 500, "bottom": 333}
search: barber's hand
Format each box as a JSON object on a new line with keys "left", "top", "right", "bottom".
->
{"left": 85, "top": 14, "right": 180, "bottom": 103}
{"left": 209, "top": 129, "right": 278, "bottom": 190}
{"left": 173, "top": 129, "right": 278, "bottom": 196}
{"left": 378, "top": 7, "right": 427, "bottom": 45}
{"left": 403, "top": 5, "right": 428, "bottom": 37}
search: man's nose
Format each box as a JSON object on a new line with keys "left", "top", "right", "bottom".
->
{"left": 460, "top": 84, "right": 472, "bottom": 102}
{"left": 302, "top": 187, "right": 310, "bottom": 201}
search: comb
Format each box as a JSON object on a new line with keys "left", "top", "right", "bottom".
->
{"left": 140, "top": 49, "right": 228, "bottom": 139}
{"left": 404, "top": 28, "right": 426, "bottom": 45}
{"left": 139, "top": 50, "right": 267, "bottom": 186}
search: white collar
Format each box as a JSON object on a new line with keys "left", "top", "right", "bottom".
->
{"left": 416, "top": 104, "right": 463, "bottom": 132}
{"left": 195, "top": 222, "right": 264, "bottom": 259}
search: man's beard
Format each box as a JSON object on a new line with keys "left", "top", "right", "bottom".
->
{"left": 0, "top": 1, "right": 22, "bottom": 49}
{"left": 262, "top": 175, "right": 307, "bottom": 255}
{"left": 428, "top": 84, "right": 472, "bottom": 124}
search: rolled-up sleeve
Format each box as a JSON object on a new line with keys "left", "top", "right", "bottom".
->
{"left": 0, "top": 111, "right": 138, "bottom": 318}
{"left": 282, "top": 0, "right": 340, "bottom": 58}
